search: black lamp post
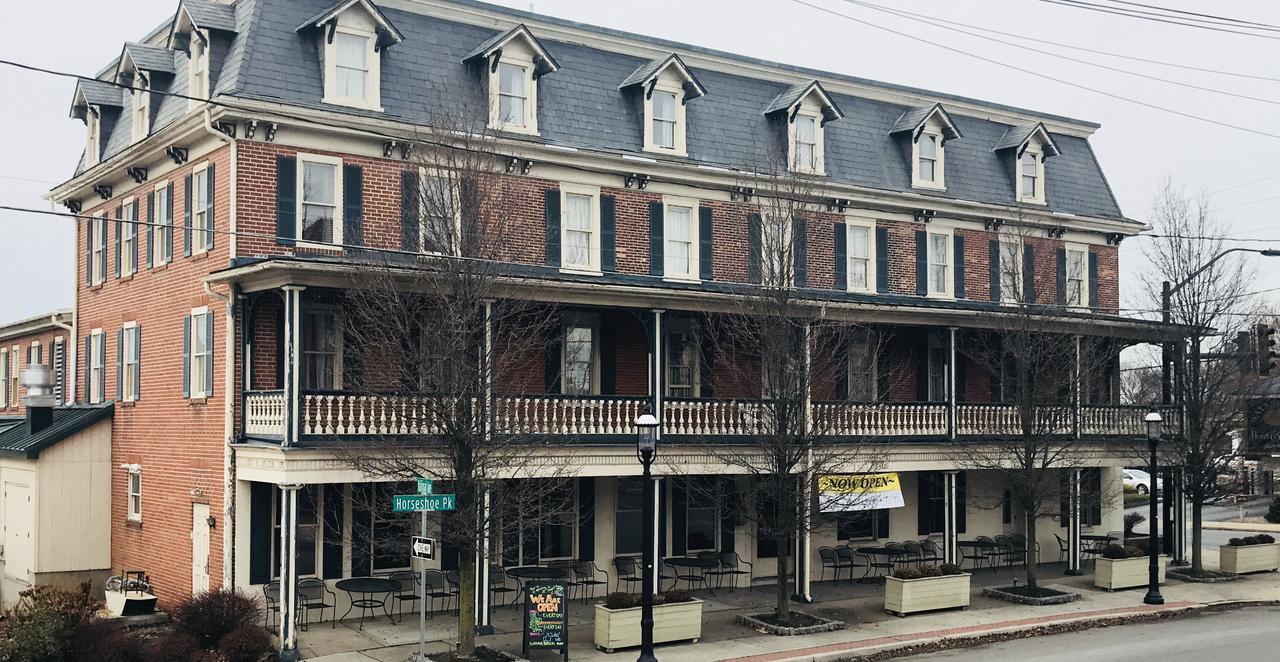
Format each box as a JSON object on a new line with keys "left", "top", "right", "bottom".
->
{"left": 635, "top": 408, "right": 660, "bottom": 662}
{"left": 1144, "top": 410, "right": 1164, "bottom": 606}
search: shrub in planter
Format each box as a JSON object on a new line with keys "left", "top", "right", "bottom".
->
{"left": 171, "top": 588, "right": 262, "bottom": 650}
{"left": 1259, "top": 534, "right": 1276, "bottom": 544}
{"left": 1228, "top": 538, "right": 1246, "bottom": 547}
{"left": 1266, "top": 496, "right": 1280, "bottom": 524}
{"left": 604, "top": 592, "right": 637, "bottom": 610}
{"left": 662, "top": 589, "right": 693, "bottom": 604}
{"left": 218, "top": 624, "right": 274, "bottom": 662}
{"left": 1101, "top": 544, "right": 1130, "bottom": 560}
{"left": 1124, "top": 512, "right": 1146, "bottom": 537}
{"left": 892, "top": 567, "right": 922, "bottom": 580}
{"left": 939, "top": 563, "right": 964, "bottom": 576}
{"left": 884, "top": 564, "right": 971, "bottom": 616}
{"left": 918, "top": 565, "right": 943, "bottom": 578}
{"left": 1219, "top": 533, "right": 1280, "bottom": 574}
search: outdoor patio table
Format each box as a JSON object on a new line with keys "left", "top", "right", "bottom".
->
{"left": 335, "top": 577, "right": 401, "bottom": 631}
{"left": 1081, "top": 534, "right": 1115, "bottom": 541}
{"left": 957, "top": 540, "right": 1000, "bottom": 571}
{"left": 663, "top": 556, "right": 718, "bottom": 594}
{"left": 505, "top": 565, "right": 567, "bottom": 605}
{"left": 855, "top": 547, "right": 905, "bottom": 578}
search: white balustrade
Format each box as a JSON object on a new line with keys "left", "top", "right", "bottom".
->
{"left": 244, "top": 391, "right": 285, "bottom": 436}
{"left": 813, "top": 402, "right": 949, "bottom": 437}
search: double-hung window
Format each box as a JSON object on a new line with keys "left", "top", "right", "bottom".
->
{"left": 274, "top": 485, "right": 321, "bottom": 577}
{"left": 664, "top": 200, "right": 698, "bottom": 280}
{"left": 684, "top": 478, "right": 718, "bottom": 551}
{"left": 298, "top": 155, "right": 343, "bottom": 246}
{"left": 191, "top": 165, "right": 211, "bottom": 253}
{"left": 89, "top": 329, "right": 105, "bottom": 404}
{"left": 847, "top": 330, "right": 876, "bottom": 401}
{"left": 1020, "top": 151, "right": 1039, "bottom": 201}
{"left": 1066, "top": 246, "right": 1087, "bottom": 306}
{"left": 918, "top": 134, "right": 939, "bottom": 183}
{"left": 0, "top": 349, "right": 8, "bottom": 407}
{"left": 795, "top": 115, "right": 817, "bottom": 172}
{"left": 538, "top": 484, "right": 576, "bottom": 561}
{"left": 28, "top": 342, "right": 40, "bottom": 368}
{"left": 189, "top": 309, "right": 212, "bottom": 399}
{"left": 562, "top": 322, "right": 596, "bottom": 395}
{"left": 188, "top": 33, "right": 208, "bottom": 107}
{"left": 91, "top": 213, "right": 106, "bottom": 285}
{"left": 85, "top": 109, "right": 101, "bottom": 167}
{"left": 561, "top": 185, "right": 599, "bottom": 272}
{"left": 420, "top": 173, "right": 460, "bottom": 255}
{"left": 498, "top": 63, "right": 527, "bottom": 128}
{"left": 121, "top": 199, "right": 136, "bottom": 277}
{"left": 762, "top": 215, "right": 793, "bottom": 288}
{"left": 127, "top": 467, "right": 142, "bottom": 522}
{"left": 335, "top": 32, "right": 370, "bottom": 102}
{"left": 846, "top": 221, "right": 874, "bottom": 292}
{"left": 153, "top": 182, "right": 172, "bottom": 265}
{"left": 132, "top": 81, "right": 150, "bottom": 142}
{"left": 301, "top": 308, "right": 341, "bottom": 391}
{"left": 614, "top": 478, "right": 644, "bottom": 555}
{"left": 322, "top": 21, "right": 381, "bottom": 110}
{"left": 665, "top": 328, "right": 699, "bottom": 398}
{"left": 122, "top": 323, "right": 139, "bottom": 402}
{"left": 652, "top": 91, "right": 677, "bottom": 150}
{"left": 927, "top": 335, "right": 948, "bottom": 402}
{"left": 927, "top": 231, "right": 951, "bottom": 297}
{"left": 999, "top": 239, "right": 1023, "bottom": 304}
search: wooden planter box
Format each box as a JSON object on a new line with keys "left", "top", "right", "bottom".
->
{"left": 593, "top": 599, "right": 703, "bottom": 653}
{"left": 884, "top": 573, "right": 971, "bottom": 616}
{"left": 1095, "top": 556, "right": 1167, "bottom": 590}
{"left": 1219, "top": 543, "right": 1280, "bottom": 574}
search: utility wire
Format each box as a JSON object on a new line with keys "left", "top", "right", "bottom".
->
{"left": 1104, "top": 1, "right": 1280, "bottom": 30}
{"left": 837, "top": 0, "right": 1280, "bottom": 107}
{"left": 1039, "top": 0, "right": 1280, "bottom": 40}
{"left": 789, "top": 0, "right": 1280, "bottom": 140}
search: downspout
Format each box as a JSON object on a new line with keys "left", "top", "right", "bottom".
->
{"left": 202, "top": 108, "right": 239, "bottom": 590}
{"left": 50, "top": 312, "right": 74, "bottom": 405}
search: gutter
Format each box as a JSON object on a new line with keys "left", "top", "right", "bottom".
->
{"left": 201, "top": 109, "right": 237, "bottom": 258}
{"left": 204, "top": 277, "right": 238, "bottom": 591}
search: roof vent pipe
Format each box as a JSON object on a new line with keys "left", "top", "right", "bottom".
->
{"left": 22, "top": 364, "right": 55, "bottom": 434}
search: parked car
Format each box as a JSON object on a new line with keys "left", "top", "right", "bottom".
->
{"left": 1123, "top": 469, "right": 1162, "bottom": 495}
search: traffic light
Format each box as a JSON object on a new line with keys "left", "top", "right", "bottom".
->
{"left": 1236, "top": 331, "right": 1256, "bottom": 373}
{"left": 1257, "top": 324, "right": 1277, "bottom": 376}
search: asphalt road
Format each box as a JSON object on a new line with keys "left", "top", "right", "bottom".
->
{"left": 905, "top": 606, "right": 1280, "bottom": 661}
{"left": 1124, "top": 497, "right": 1274, "bottom": 548}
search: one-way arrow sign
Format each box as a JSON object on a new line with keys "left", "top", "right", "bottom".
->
{"left": 411, "top": 536, "right": 436, "bottom": 560}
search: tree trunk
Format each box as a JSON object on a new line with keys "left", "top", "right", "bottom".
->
{"left": 456, "top": 545, "right": 477, "bottom": 656}
{"left": 1191, "top": 500, "right": 1204, "bottom": 574}
{"left": 1025, "top": 511, "right": 1039, "bottom": 590}
{"left": 775, "top": 535, "right": 791, "bottom": 622}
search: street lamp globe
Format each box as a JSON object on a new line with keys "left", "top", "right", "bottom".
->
{"left": 1145, "top": 411, "right": 1163, "bottom": 443}
{"left": 636, "top": 410, "right": 659, "bottom": 456}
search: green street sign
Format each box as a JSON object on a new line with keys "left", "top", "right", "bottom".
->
{"left": 393, "top": 493, "right": 456, "bottom": 513}
{"left": 417, "top": 478, "right": 434, "bottom": 495}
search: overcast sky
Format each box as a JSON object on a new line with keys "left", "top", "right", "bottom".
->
{"left": 1, "top": 0, "right": 1277, "bottom": 327}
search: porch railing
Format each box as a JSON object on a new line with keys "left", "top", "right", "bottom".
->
{"left": 497, "top": 395, "right": 648, "bottom": 436}
{"left": 812, "top": 402, "right": 948, "bottom": 437}
{"left": 244, "top": 390, "right": 285, "bottom": 437}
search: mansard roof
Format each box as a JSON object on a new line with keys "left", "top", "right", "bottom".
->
{"left": 70, "top": 79, "right": 123, "bottom": 120}
{"left": 994, "top": 121, "right": 1062, "bottom": 158}
{"left": 296, "top": 0, "right": 405, "bottom": 48}
{"left": 120, "top": 43, "right": 178, "bottom": 76}
{"left": 889, "top": 103, "right": 962, "bottom": 143}
{"left": 763, "top": 80, "right": 843, "bottom": 124}
{"left": 618, "top": 53, "right": 707, "bottom": 100}
{"left": 179, "top": 0, "right": 238, "bottom": 33}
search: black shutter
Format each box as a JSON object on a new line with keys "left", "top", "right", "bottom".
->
{"left": 501, "top": 495, "right": 520, "bottom": 567}
{"left": 442, "top": 541, "right": 460, "bottom": 571}
{"left": 657, "top": 478, "right": 668, "bottom": 559}
{"left": 114, "top": 206, "right": 122, "bottom": 278}
{"left": 1088, "top": 251, "right": 1100, "bottom": 310}
{"left": 916, "top": 340, "right": 929, "bottom": 402}
{"left": 915, "top": 230, "right": 927, "bottom": 296}
{"left": 747, "top": 214, "right": 762, "bottom": 284}
{"left": 955, "top": 346, "right": 966, "bottom": 403}
{"left": 1022, "top": 245, "right": 1036, "bottom": 303}
{"left": 699, "top": 333, "right": 715, "bottom": 399}
{"left": 183, "top": 174, "right": 193, "bottom": 256}
{"left": 648, "top": 201, "right": 664, "bottom": 277}
{"left": 1056, "top": 247, "right": 1068, "bottom": 305}
{"left": 249, "top": 482, "right": 273, "bottom": 584}
{"left": 600, "top": 325, "right": 616, "bottom": 395}
{"left": 720, "top": 486, "right": 735, "bottom": 554}
{"left": 699, "top": 207, "right": 714, "bottom": 280}
{"left": 876, "top": 227, "right": 889, "bottom": 294}
{"left": 1089, "top": 470, "right": 1102, "bottom": 526}
{"left": 671, "top": 479, "right": 687, "bottom": 556}
{"left": 544, "top": 189, "right": 560, "bottom": 267}
{"left": 1002, "top": 490, "right": 1012, "bottom": 525}
{"left": 917, "top": 473, "right": 932, "bottom": 535}
{"left": 401, "top": 169, "right": 420, "bottom": 251}
{"left": 578, "top": 478, "right": 596, "bottom": 563}
{"left": 166, "top": 182, "right": 175, "bottom": 260}
{"left": 956, "top": 472, "right": 967, "bottom": 534}
{"left": 1059, "top": 474, "right": 1069, "bottom": 527}
{"left": 205, "top": 164, "right": 216, "bottom": 250}
{"left": 601, "top": 195, "right": 617, "bottom": 272}
{"left": 205, "top": 313, "right": 215, "bottom": 396}
{"left": 182, "top": 315, "right": 191, "bottom": 398}
{"left": 322, "top": 485, "right": 344, "bottom": 579}
{"left": 344, "top": 322, "right": 363, "bottom": 389}
{"left": 834, "top": 334, "right": 849, "bottom": 400}
{"left": 544, "top": 327, "right": 561, "bottom": 394}
{"left": 146, "top": 191, "right": 154, "bottom": 268}
{"left": 833, "top": 222, "right": 847, "bottom": 291}
{"left": 352, "top": 484, "right": 373, "bottom": 576}
{"left": 520, "top": 513, "right": 539, "bottom": 565}
{"left": 989, "top": 240, "right": 1000, "bottom": 302}
{"left": 276, "top": 156, "right": 297, "bottom": 246}
{"left": 792, "top": 217, "right": 807, "bottom": 287}
{"left": 343, "top": 164, "right": 364, "bottom": 247}
{"left": 877, "top": 509, "right": 890, "bottom": 539}
{"left": 953, "top": 234, "right": 965, "bottom": 298}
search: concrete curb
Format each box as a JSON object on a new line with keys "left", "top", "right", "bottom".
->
{"left": 718, "top": 599, "right": 1278, "bottom": 662}
{"left": 1202, "top": 521, "right": 1280, "bottom": 533}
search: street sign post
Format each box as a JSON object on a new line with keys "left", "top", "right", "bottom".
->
{"left": 410, "top": 536, "right": 436, "bottom": 560}
{"left": 393, "top": 493, "right": 456, "bottom": 513}
{"left": 396, "top": 491, "right": 453, "bottom": 662}
{"left": 417, "top": 478, "right": 433, "bottom": 495}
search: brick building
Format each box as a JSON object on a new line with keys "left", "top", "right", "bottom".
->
{"left": 44, "top": 1, "right": 1185, "bottom": 658}
{"left": 0, "top": 309, "right": 74, "bottom": 417}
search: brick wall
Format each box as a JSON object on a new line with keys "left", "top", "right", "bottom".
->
{"left": 0, "top": 326, "right": 73, "bottom": 414}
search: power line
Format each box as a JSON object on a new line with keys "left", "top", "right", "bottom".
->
{"left": 1213, "top": 193, "right": 1280, "bottom": 213}
{"left": 1103, "top": 0, "right": 1280, "bottom": 30}
{"left": 788, "top": 0, "right": 1280, "bottom": 140}
{"left": 837, "top": 0, "right": 1280, "bottom": 84}
{"left": 836, "top": 0, "right": 1280, "bottom": 107}
{"left": 1040, "top": 0, "right": 1280, "bottom": 39}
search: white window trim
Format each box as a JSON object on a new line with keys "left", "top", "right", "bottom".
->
{"left": 91, "top": 212, "right": 107, "bottom": 285}
{"left": 0, "top": 348, "right": 8, "bottom": 408}
{"left": 788, "top": 108, "right": 825, "bottom": 175}
{"left": 187, "top": 30, "right": 210, "bottom": 110}
{"left": 643, "top": 80, "right": 688, "bottom": 157}
{"left": 191, "top": 162, "right": 212, "bottom": 254}
{"left": 925, "top": 226, "right": 955, "bottom": 299}
{"left": 121, "top": 197, "right": 137, "bottom": 277}
{"left": 762, "top": 214, "right": 795, "bottom": 289}
{"left": 663, "top": 196, "right": 700, "bottom": 282}
{"left": 561, "top": 313, "right": 601, "bottom": 396}
{"left": 126, "top": 466, "right": 142, "bottom": 522}
{"left": 85, "top": 108, "right": 101, "bottom": 167}
{"left": 1065, "top": 243, "right": 1089, "bottom": 308}
{"left": 845, "top": 217, "right": 876, "bottom": 294}
{"left": 664, "top": 321, "right": 701, "bottom": 398}
{"left": 131, "top": 80, "right": 150, "bottom": 143}
{"left": 89, "top": 328, "right": 105, "bottom": 405}
{"left": 927, "top": 334, "right": 949, "bottom": 402}
{"left": 7, "top": 346, "right": 16, "bottom": 408}
{"left": 28, "top": 341, "right": 41, "bottom": 367}
{"left": 323, "top": 26, "right": 383, "bottom": 111}
{"left": 301, "top": 305, "right": 344, "bottom": 391}
{"left": 295, "top": 153, "right": 345, "bottom": 250}
{"left": 153, "top": 180, "right": 172, "bottom": 266}
{"left": 559, "top": 183, "right": 601, "bottom": 274}
{"left": 998, "top": 237, "right": 1024, "bottom": 305}
{"left": 1017, "top": 148, "right": 1046, "bottom": 205}
{"left": 488, "top": 55, "right": 539, "bottom": 135}
{"left": 417, "top": 167, "right": 462, "bottom": 256}
{"left": 190, "top": 306, "right": 211, "bottom": 399}
{"left": 912, "top": 131, "right": 947, "bottom": 191}
{"left": 122, "top": 321, "right": 139, "bottom": 402}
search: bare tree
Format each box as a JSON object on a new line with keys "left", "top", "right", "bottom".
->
{"left": 1142, "top": 179, "right": 1258, "bottom": 574}
{"left": 333, "top": 102, "right": 569, "bottom": 657}
{"left": 958, "top": 225, "right": 1118, "bottom": 591}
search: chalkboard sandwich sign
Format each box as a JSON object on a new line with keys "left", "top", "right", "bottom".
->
{"left": 522, "top": 580, "right": 569, "bottom": 661}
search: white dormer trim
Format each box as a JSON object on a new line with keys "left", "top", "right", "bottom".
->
{"left": 187, "top": 29, "right": 210, "bottom": 110}
{"left": 1017, "top": 147, "right": 1046, "bottom": 205}
{"left": 912, "top": 121, "right": 947, "bottom": 191}
{"left": 321, "top": 23, "right": 383, "bottom": 111}
{"left": 996, "top": 123, "right": 1059, "bottom": 206}
{"left": 788, "top": 102, "right": 825, "bottom": 175}
{"left": 131, "top": 77, "right": 151, "bottom": 143}
{"left": 621, "top": 54, "right": 707, "bottom": 158}
{"left": 85, "top": 107, "right": 102, "bottom": 168}
{"left": 487, "top": 47, "right": 539, "bottom": 135}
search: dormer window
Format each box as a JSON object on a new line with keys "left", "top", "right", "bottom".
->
{"left": 296, "top": 0, "right": 404, "bottom": 112}
{"left": 890, "top": 103, "right": 962, "bottom": 191}
{"left": 764, "top": 80, "right": 843, "bottom": 175}
{"left": 131, "top": 79, "right": 150, "bottom": 142}
{"left": 71, "top": 79, "right": 122, "bottom": 169}
{"left": 85, "top": 109, "right": 101, "bottom": 167}
{"left": 620, "top": 53, "right": 707, "bottom": 158}
{"left": 188, "top": 32, "right": 209, "bottom": 108}
{"left": 463, "top": 24, "right": 560, "bottom": 135}
{"left": 995, "top": 122, "right": 1060, "bottom": 206}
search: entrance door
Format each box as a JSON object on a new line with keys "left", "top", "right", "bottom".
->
{"left": 4, "top": 483, "right": 33, "bottom": 584}
{"left": 191, "top": 503, "right": 210, "bottom": 594}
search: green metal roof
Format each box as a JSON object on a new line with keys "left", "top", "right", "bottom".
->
{"left": 0, "top": 404, "right": 113, "bottom": 459}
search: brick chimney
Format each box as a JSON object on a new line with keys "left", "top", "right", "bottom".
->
{"left": 22, "top": 364, "right": 55, "bottom": 434}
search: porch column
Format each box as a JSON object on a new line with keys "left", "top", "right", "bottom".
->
{"left": 1073, "top": 336, "right": 1082, "bottom": 439}
{"left": 277, "top": 484, "right": 302, "bottom": 662}
{"left": 281, "top": 286, "right": 305, "bottom": 447}
{"left": 794, "top": 323, "right": 813, "bottom": 602}
{"left": 475, "top": 488, "right": 494, "bottom": 633}
{"left": 942, "top": 471, "right": 959, "bottom": 565}
{"left": 650, "top": 309, "right": 664, "bottom": 595}
{"left": 947, "top": 327, "right": 957, "bottom": 440}
{"left": 1171, "top": 468, "right": 1188, "bottom": 566}
{"left": 1066, "top": 469, "right": 1083, "bottom": 575}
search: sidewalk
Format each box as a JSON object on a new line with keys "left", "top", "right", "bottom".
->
{"left": 304, "top": 556, "right": 1280, "bottom": 662}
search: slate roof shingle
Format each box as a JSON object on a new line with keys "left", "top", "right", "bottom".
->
{"left": 182, "top": 0, "right": 239, "bottom": 32}
{"left": 123, "top": 43, "right": 178, "bottom": 75}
